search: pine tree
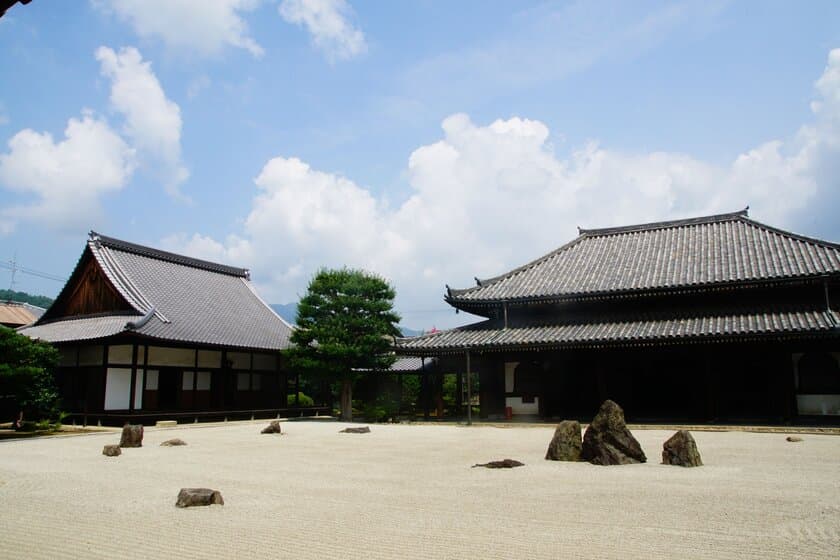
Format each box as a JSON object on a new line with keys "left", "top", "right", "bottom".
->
{"left": 287, "top": 269, "right": 401, "bottom": 421}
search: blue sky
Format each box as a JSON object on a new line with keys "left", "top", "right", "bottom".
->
{"left": 1, "top": 0, "right": 839, "bottom": 330}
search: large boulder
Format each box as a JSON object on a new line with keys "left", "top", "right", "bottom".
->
{"left": 119, "top": 424, "right": 144, "bottom": 448}
{"left": 175, "top": 488, "right": 224, "bottom": 508}
{"left": 102, "top": 444, "right": 121, "bottom": 457}
{"left": 581, "top": 400, "right": 646, "bottom": 465}
{"left": 545, "top": 420, "right": 582, "bottom": 461}
{"left": 661, "top": 430, "right": 703, "bottom": 467}
{"left": 261, "top": 421, "right": 283, "bottom": 434}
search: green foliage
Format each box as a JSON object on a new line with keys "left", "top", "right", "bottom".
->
{"left": 286, "top": 268, "right": 401, "bottom": 380}
{"left": 287, "top": 391, "right": 315, "bottom": 407}
{"left": 286, "top": 268, "right": 401, "bottom": 421}
{"left": 0, "top": 289, "right": 54, "bottom": 309}
{"left": 0, "top": 326, "right": 61, "bottom": 421}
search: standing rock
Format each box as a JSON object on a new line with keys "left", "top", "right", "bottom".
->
{"left": 581, "top": 400, "right": 646, "bottom": 465}
{"left": 662, "top": 430, "right": 703, "bottom": 467}
{"left": 545, "top": 420, "right": 582, "bottom": 461}
{"left": 175, "top": 488, "right": 224, "bottom": 508}
{"left": 119, "top": 424, "right": 144, "bottom": 448}
{"left": 160, "top": 438, "right": 187, "bottom": 446}
{"left": 261, "top": 421, "right": 283, "bottom": 434}
{"left": 102, "top": 444, "right": 121, "bottom": 457}
{"left": 339, "top": 426, "right": 371, "bottom": 434}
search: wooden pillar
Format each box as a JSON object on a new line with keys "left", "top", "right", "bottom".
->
{"left": 466, "top": 349, "right": 472, "bottom": 426}
{"left": 422, "top": 363, "right": 430, "bottom": 420}
{"left": 128, "top": 343, "right": 138, "bottom": 413}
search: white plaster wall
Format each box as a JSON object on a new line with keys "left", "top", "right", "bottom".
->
{"left": 504, "top": 362, "right": 518, "bottom": 393}
{"left": 133, "top": 371, "right": 143, "bottom": 409}
{"left": 104, "top": 368, "right": 131, "bottom": 410}
{"left": 108, "top": 345, "right": 133, "bottom": 364}
{"left": 505, "top": 396, "right": 539, "bottom": 415}
{"left": 796, "top": 395, "right": 840, "bottom": 415}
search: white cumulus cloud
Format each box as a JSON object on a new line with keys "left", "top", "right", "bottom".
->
{"left": 93, "top": 0, "right": 264, "bottom": 57}
{"left": 0, "top": 112, "right": 136, "bottom": 232}
{"left": 279, "top": 0, "right": 366, "bottom": 62}
{"left": 168, "top": 48, "right": 840, "bottom": 330}
{"left": 96, "top": 46, "right": 190, "bottom": 200}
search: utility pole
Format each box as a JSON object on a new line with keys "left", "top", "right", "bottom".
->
{"left": 7, "top": 253, "right": 17, "bottom": 293}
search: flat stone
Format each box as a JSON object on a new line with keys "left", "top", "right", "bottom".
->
{"left": 119, "top": 424, "right": 144, "bottom": 448}
{"left": 155, "top": 420, "right": 177, "bottom": 428}
{"left": 545, "top": 420, "right": 582, "bottom": 461}
{"left": 472, "top": 459, "right": 525, "bottom": 469}
{"left": 581, "top": 400, "right": 646, "bottom": 466}
{"left": 102, "top": 444, "right": 121, "bottom": 457}
{"left": 160, "top": 438, "right": 187, "bottom": 446}
{"left": 786, "top": 436, "right": 804, "bottom": 442}
{"left": 339, "top": 426, "right": 371, "bottom": 434}
{"left": 175, "top": 488, "right": 224, "bottom": 508}
{"left": 662, "top": 430, "right": 703, "bottom": 467}
{"left": 261, "top": 421, "right": 283, "bottom": 434}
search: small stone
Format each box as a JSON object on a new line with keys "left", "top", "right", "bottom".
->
{"left": 160, "top": 438, "right": 187, "bottom": 446}
{"left": 175, "top": 488, "right": 224, "bottom": 508}
{"left": 472, "top": 459, "right": 525, "bottom": 469}
{"left": 786, "top": 436, "right": 803, "bottom": 443}
{"left": 261, "top": 421, "right": 283, "bottom": 434}
{"left": 339, "top": 426, "right": 371, "bottom": 434}
{"left": 662, "top": 430, "right": 703, "bottom": 467}
{"left": 545, "top": 420, "right": 582, "bottom": 461}
{"left": 102, "top": 444, "right": 121, "bottom": 457}
{"left": 119, "top": 424, "right": 144, "bottom": 448}
{"left": 581, "top": 400, "right": 646, "bottom": 465}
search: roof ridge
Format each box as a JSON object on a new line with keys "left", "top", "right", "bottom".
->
{"left": 739, "top": 216, "right": 840, "bottom": 251}
{"left": 577, "top": 208, "right": 749, "bottom": 237}
{"left": 89, "top": 231, "right": 249, "bottom": 278}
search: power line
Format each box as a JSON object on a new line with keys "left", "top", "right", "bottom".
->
{"left": 0, "top": 260, "right": 67, "bottom": 283}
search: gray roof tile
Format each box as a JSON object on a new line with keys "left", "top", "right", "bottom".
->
{"left": 396, "top": 308, "right": 840, "bottom": 353}
{"left": 20, "top": 233, "right": 293, "bottom": 351}
{"left": 448, "top": 210, "right": 840, "bottom": 305}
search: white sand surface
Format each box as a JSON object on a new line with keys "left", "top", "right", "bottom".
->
{"left": 0, "top": 421, "right": 838, "bottom": 559}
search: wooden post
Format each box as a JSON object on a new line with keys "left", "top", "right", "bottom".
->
{"left": 466, "top": 349, "right": 472, "bottom": 426}
{"left": 421, "top": 360, "right": 430, "bottom": 420}
{"left": 128, "top": 343, "right": 138, "bottom": 413}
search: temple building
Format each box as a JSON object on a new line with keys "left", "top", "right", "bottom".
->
{"left": 19, "top": 232, "right": 297, "bottom": 424}
{"left": 397, "top": 210, "right": 840, "bottom": 424}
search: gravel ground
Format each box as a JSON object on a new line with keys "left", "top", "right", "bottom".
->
{"left": 0, "top": 421, "right": 837, "bottom": 559}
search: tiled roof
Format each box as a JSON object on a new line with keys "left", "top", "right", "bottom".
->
{"left": 0, "top": 302, "right": 42, "bottom": 327}
{"left": 20, "top": 233, "right": 293, "bottom": 351}
{"left": 447, "top": 210, "right": 840, "bottom": 306}
{"left": 396, "top": 307, "right": 840, "bottom": 354}
{"left": 354, "top": 356, "right": 437, "bottom": 372}
{"left": 18, "top": 315, "right": 136, "bottom": 342}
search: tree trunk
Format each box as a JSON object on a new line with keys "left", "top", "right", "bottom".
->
{"left": 340, "top": 378, "right": 353, "bottom": 421}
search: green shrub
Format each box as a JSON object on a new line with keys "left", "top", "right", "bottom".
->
{"left": 287, "top": 392, "right": 315, "bottom": 407}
